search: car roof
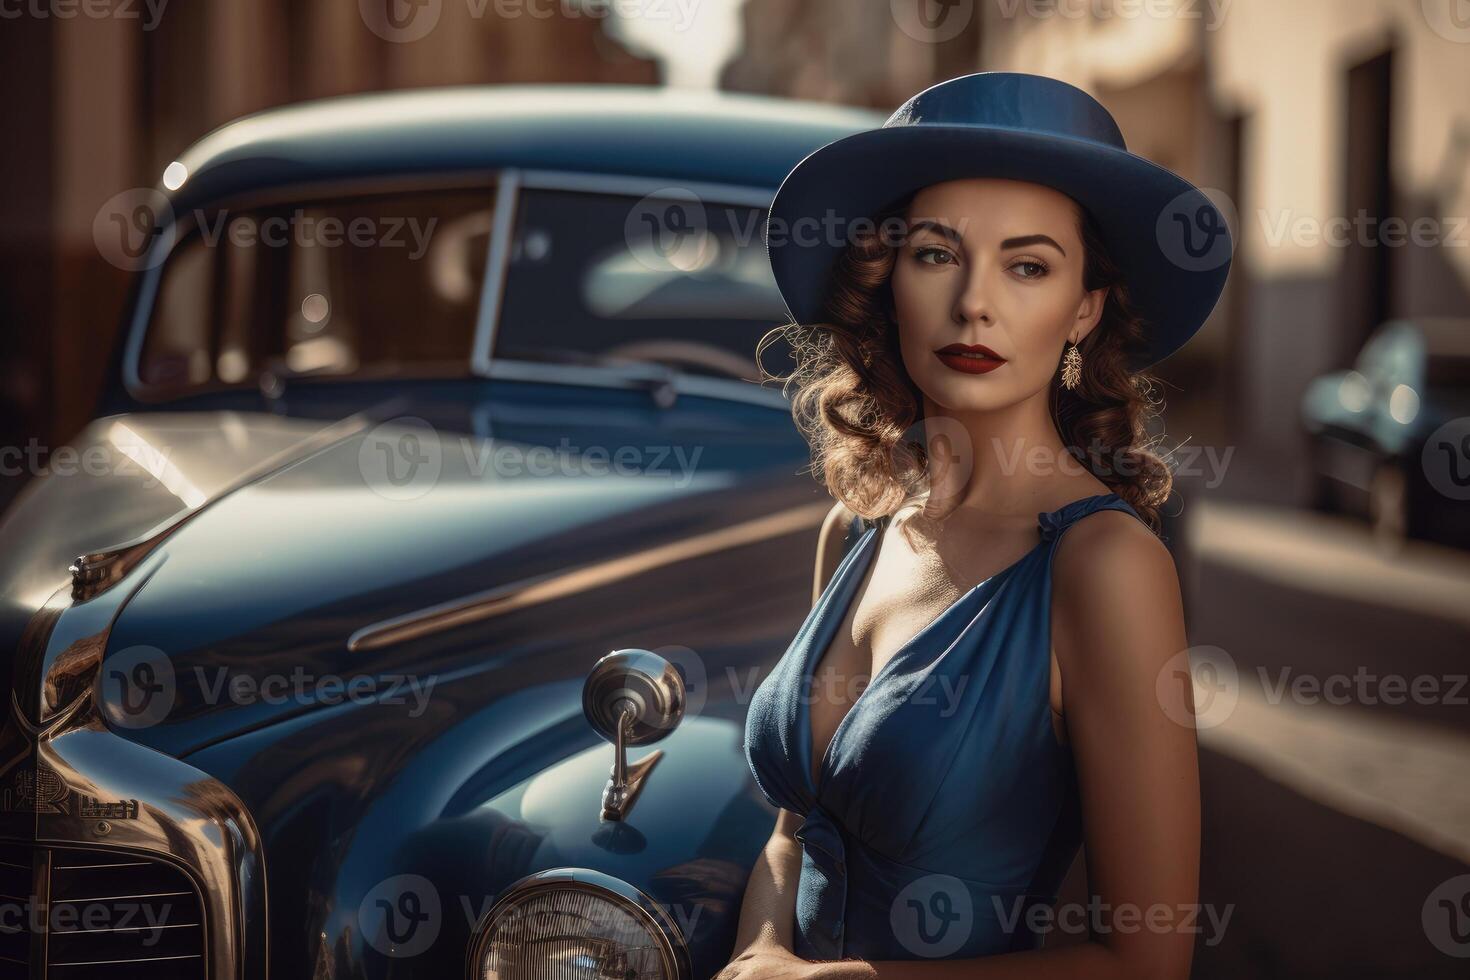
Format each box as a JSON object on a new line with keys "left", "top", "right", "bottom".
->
{"left": 166, "top": 85, "right": 887, "bottom": 210}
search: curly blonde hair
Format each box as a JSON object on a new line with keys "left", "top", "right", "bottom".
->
{"left": 756, "top": 192, "right": 1173, "bottom": 532}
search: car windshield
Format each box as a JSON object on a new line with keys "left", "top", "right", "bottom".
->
{"left": 494, "top": 188, "right": 793, "bottom": 383}
{"left": 139, "top": 185, "right": 495, "bottom": 391}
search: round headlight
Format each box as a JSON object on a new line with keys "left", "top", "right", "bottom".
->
{"left": 469, "top": 868, "right": 689, "bottom": 980}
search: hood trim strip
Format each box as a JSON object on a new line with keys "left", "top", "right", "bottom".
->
{"left": 347, "top": 500, "right": 831, "bottom": 652}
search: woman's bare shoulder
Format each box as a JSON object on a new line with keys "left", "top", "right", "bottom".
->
{"left": 812, "top": 500, "right": 861, "bottom": 603}
{"left": 1053, "top": 506, "right": 1175, "bottom": 590}
{"left": 1050, "top": 506, "right": 1184, "bottom": 672}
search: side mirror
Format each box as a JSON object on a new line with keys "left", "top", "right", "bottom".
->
{"left": 581, "top": 649, "right": 685, "bottom": 821}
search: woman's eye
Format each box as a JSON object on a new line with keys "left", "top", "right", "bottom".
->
{"left": 914, "top": 246, "right": 955, "bottom": 266}
{"left": 1012, "top": 260, "right": 1049, "bottom": 279}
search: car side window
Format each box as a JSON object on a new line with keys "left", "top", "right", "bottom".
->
{"left": 138, "top": 185, "right": 497, "bottom": 394}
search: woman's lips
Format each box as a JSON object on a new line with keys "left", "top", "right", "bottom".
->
{"left": 934, "top": 344, "right": 1006, "bottom": 375}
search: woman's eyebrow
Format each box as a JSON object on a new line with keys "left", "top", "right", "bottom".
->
{"left": 1000, "top": 233, "right": 1066, "bottom": 256}
{"left": 906, "top": 219, "right": 963, "bottom": 243}
{"left": 906, "top": 222, "right": 1067, "bottom": 257}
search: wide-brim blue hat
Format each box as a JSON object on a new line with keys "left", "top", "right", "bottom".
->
{"left": 766, "top": 71, "right": 1234, "bottom": 372}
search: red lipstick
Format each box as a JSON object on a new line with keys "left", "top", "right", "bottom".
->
{"left": 934, "top": 342, "right": 1007, "bottom": 375}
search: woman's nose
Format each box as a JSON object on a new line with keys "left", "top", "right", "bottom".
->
{"left": 954, "top": 267, "right": 993, "bottom": 325}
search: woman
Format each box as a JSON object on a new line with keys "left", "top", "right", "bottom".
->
{"left": 721, "top": 72, "right": 1233, "bottom": 979}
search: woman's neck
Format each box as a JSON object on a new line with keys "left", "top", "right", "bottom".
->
{"left": 917, "top": 389, "right": 1105, "bottom": 520}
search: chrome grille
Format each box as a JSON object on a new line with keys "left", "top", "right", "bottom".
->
{"left": 0, "top": 842, "right": 205, "bottom": 980}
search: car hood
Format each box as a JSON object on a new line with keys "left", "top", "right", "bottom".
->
{"left": 0, "top": 412, "right": 344, "bottom": 653}
{"left": 86, "top": 393, "right": 809, "bottom": 756}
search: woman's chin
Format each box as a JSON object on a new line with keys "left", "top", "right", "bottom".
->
{"left": 919, "top": 379, "right": 1021, "bottom": 414}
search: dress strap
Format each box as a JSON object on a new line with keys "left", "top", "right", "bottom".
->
{"left": 839, "top": 510, "right": 888, "bottom": 564}
{"left": 1036, "top": 492, "right": 1143, "bottom": 542}
{"left": 847, "top": 497, "right": 1140, "bottom": 549}
{"left": 841, "top": 512, "right": 867, "bottom": 558}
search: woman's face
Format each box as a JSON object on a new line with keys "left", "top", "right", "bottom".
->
{"left": 890, "top": 177, "right": 1108, "bottom": 412}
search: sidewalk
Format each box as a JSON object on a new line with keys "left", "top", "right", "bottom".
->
{"left": 1180, "top": 496, "right": 1470, "bottom": 977}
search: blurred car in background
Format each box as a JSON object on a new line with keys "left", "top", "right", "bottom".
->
{"left": 1301, "top": 316, "right": 1470, "bottom": 549}
{"left": 0, "top": 86, "right": 882, "bottom": 980}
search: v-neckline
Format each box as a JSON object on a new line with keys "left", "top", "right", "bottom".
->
{"left": 800, "top": 493, "right": 1118, "bottom": 794}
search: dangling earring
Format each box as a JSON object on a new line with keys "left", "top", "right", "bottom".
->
{"left": 1061, "top": 341, "right": 1083, "bottom": 390}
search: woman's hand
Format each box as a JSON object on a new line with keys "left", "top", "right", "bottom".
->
{"left": 714, "top": 940, "right": 824, "bottom": 980}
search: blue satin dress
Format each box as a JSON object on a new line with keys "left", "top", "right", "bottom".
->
{"left": 742, "top": 492, "right": 1147, "bottom": 960}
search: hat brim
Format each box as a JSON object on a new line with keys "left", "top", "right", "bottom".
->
{"left": 765, "top": 125, "right": 1234, "bottom": 371}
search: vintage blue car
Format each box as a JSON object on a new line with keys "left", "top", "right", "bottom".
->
{"left": 0, "top": 86, "right": 883, "bottom": 979}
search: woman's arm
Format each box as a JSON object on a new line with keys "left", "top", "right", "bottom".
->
{"left": 729, "top": 807, "right": 806, "bottom": 955}
{"left": 806, "top": 509, "right": 1202, "bottom": 980}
